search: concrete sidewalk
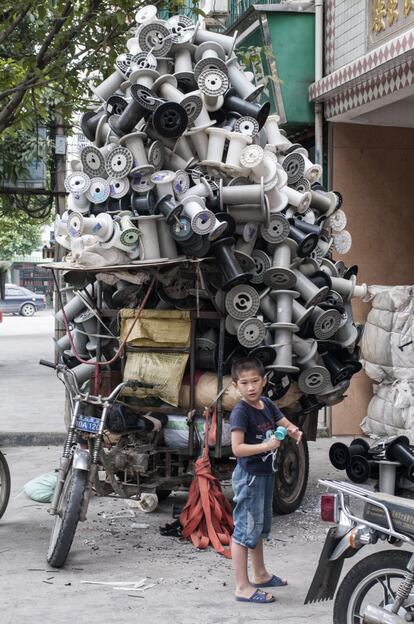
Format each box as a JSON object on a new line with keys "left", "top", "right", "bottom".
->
{"left": 0, "top": 311, "right": 66, "bottom": 445}
{"left": 2, "top": 438, "right": 357, "bottom": 624}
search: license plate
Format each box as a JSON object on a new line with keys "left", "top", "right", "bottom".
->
{"left": 75, "top": 415, "right": 101, "bottom": 433}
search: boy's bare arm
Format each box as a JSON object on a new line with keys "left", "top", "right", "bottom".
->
{"left": 231, "top": 429, "right": 280, "bottom": 457}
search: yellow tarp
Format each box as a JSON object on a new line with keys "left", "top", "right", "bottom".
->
{"left": 120, "top": 309, "right": 191, "bottom": 348}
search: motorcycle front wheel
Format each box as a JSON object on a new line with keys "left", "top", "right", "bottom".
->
{"left": 333, "top": 550, "right": 414, "bottom": 624}
{"left": 47, "top": 467, "right": 87, "bottom": 568}
{"left": 0, "top": 450, "right": 11, "bottom": 519}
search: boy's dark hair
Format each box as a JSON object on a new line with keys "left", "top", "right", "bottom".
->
{"left": 231, "top": 357, "right": 266, "bottom": 381}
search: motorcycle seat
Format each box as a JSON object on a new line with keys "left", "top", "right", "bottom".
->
{"left": 363, "top": 489, "right": 414, "bottom": 539}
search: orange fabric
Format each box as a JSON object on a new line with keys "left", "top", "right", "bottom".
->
{"left": 180, "top": 407, "right": 234, "bottom": 558}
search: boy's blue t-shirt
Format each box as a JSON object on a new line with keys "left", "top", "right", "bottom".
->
{"left": 230, "top": 397, "right": 284, "bottom": 475}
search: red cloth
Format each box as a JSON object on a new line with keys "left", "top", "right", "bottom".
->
{"left": 180, "top": 408, "right": 234, "bottom": 558}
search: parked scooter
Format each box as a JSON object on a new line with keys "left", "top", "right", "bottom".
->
{"left": 305, "top": 479, "right": 414, "bottom": 623}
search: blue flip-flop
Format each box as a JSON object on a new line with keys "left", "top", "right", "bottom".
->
{"left": 236, "top": 589, "right": 275, "bottom": 603}
{"left": 253, "top": 574, "right": 288, "bottom": 588}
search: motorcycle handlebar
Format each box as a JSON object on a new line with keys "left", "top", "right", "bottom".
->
{"left": 39, "top": 359, "right": 57, "bottom": 369}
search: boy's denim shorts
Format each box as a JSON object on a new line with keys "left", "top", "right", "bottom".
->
{"left": 231, "top": 463, "right": 275, "bottom": 549}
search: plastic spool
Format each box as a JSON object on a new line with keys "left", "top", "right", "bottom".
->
{"left": 195, "top": 330, "right": 218, "bottom": 370}
{"left": 182, "top": 195, "right": 216, "bottom": 235}
{"left": 247, "top": 149, "right": 278, "bottom": 192}
{"left": 197, "top": 68, "right": 229, "bottom": 111}
{"left": 104, "top": 146, "right": 133, "bottom": 178}
{"left": 80, "top": 109, "right": 106, "bottom": 142}
{"left": 234, "top": 222, "right": 259, "bottom": 257}
{"left": 263, "top": 240, "right": 297, "bottom": 289}
{"left": 281, "top": 185, "right": 311, "bottom": 214}
{"left": 115, "top": 212, "right": 140, "bottom": 246}
{"left": 64, "top": 172, "right": 91, "bottom": 206}
{"left": 146, "top": 140, "right": 165, "bottom": 171}
{"left": 154, "top": 194, "right": 183, "bottom": 225}
{"left": 151, "top": 170, "right": 177, "bottom": 199}
{"left": 311, "top": 305, "right": 342, "bottom": 339}
{"left": 234, "top": 116, "right": 259, "bottom": 137}
{"left": 81, "top": 146, "right": 106, "bottom": 178}
{"left": 106, "top": 95, "right": 129, "bottom": 119}
{"left": 208, "top": 218, "right": 228, "bottom": 242}
{"left": 108, "top": 176, "right": 130, "bottom": 200}
{"left": 178, "top": 180, "right": 211, "bottom": 202}
{"left": 334, "top": 230, "right": 352, "bottom": 255}
{"left": 334, "top": 322, "right": 359, "bottom": 350}
{"left": 329, "top": 208, "right": 347, "bottom": 232}
{"left": 55, "top": 283, "right": 95, "bottom": 324}
{"left": 173, "top": 41, "right": 196, "bottom": 80}
{"left": 265, "top": 184, "right": 288, "bottom": 213}
{"left": 320, "top": 258, "right": 339, "bottom": 278}
{"left": 293, "top": 176, "right": 312, "bottom": 193}
{"left": 259, "top": 289, "right": 277, "bottom": 321}
{"left": 282, "top": 152, "right": 305, "bottom": 185}
{"left": 330, "top": 275, "right": 367, "bottom": 301}
{"left": 310, "top": 189, "right": 338, "bottom": 216}
{"left": 225, "top": 284, "right": 260, "bottom": 320}
{"left": 86, "top": 177, "right": 111, "bottom": 204}
{"left": 166, "top": 14, "right": 195, "bottom": 44}
{"left": 203, "top": 127, "right": 228, "bottom": 168}
{"left": 117, "top": 132, "right": 153, "bottom": 177}
{"left": 130, "top": 172, "right": 154, "bottom": 193}
{"left": 136, "top": 21, "right": 172, "bottom": 57}
{"left": 220, "top": 178, "right": 264, "bottom": 210}
{"left": 152, "top": 101, "right": 188, "bottom": 139}
{"left": 67, "top": 212, "right": 114, "bottom": 242}
{"left": 133, "top": 215, "right": 163, "bottom": 261}
{"left": 293, "top": 269, "right": 329, "bottom": 308}
{"left": 267, "top": 290, "right": 299, "bottom": 375}
{"left": 291, "top": 299, "right": 315, "bottom": 326}
{"left": 193, "top": 26, "right": 237, "bottom": 56}
{"left": 260, "top": 213, "right": 290, "bottom": 244}
{"left": 115, "top": 53, "right": 138, "bottom": 79}
{"left": 223, "top": 131, "right": 252, "bottom": 175}
{"left": 91, "top": 68, "right": 124, "bottom": 102}
{"left": 135, "top": 4, "right": 158, "bottom": 25}
{"left": 293, "top": 336, "right": 331, "bottom": 395}
{"left": 237, "top": 317, "right": 266, "bottom": 349}
{"left": 226, "top": 56, "right": 264, "bottom": 102}
{"left": 263, "top": 114, "right": 291, "bottom": 151}
{"left": 251, "top": 250, "right": 271, "bottom": 284}
{"left": 156, "top": 217, "right": 179, "bottom": 259}
{"left": 130, "top": 52, "right": 158, "bottom": 72}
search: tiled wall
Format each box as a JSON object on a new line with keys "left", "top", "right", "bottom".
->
{"left": 333, "top": 0, "right": 367, "bottom": 71}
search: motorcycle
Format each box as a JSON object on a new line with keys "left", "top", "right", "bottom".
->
{"left": 0, "top": 447, "right": 10, "bottom": 519}
{"left": 305, "top": 479, "right": 414, "bottom": 624}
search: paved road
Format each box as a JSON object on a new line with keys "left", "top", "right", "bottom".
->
{"left": 2, "top": 438, "right": 364, "bottom": 624}
{"left": 0, "top": 310, "right": 65, "bottom": 437}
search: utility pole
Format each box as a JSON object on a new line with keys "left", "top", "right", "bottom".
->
{"left": 53, "top": 112, "right": 67, "bottom": 358}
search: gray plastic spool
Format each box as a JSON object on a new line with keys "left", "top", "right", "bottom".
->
{"left": 269, "top": 289, "right": 299, "bottom": 326}
{"left": 74, "top": 309, "right": 99, "bottom": 351}
{"left": 136, "top": 215, "right": 163, "bottom": 260}
{"left": 334, "top": 321, "right": 359, "bottom": 350}
{"left": 259, "top": 290, "right": 277, "bottom": 322}
{"left": 267, "top": 326, "right": 299, "bottom": 374}
{"left": 378, "top": 461, "right": 399, "bottom": 495}
{"left": 311, "top": 306, "right": 342, "bottom": 340}
{"left": 237, "top": 317, "right": 266, "bottom": 349}
{"left": 291, "top": 299, "right": 315, "bottom": 326}
{"left": 251, "top": 250, "right": 271, "bottom": 284}
{"left": 260, "top": 214, "right": 290, "bottom": 244}
{"left": 316, "top": 379, "right": 350, "bottom": 406}
{"left": 55, "top": 283, "right": 95, "bottom": 324}
{"left": 293, "top": 269, "right": 329, "bottom": 308}
{"left": 157, "top": 217, "right": 179, "bottom": 259}
{"left": 263, "top": 240, "right": 297, "bottom": 289}
{"left": 292, "top": 336, "right": 331, "bottom": 394}
{"left": 225, "top": 284, "right": 260, "bottom": 320}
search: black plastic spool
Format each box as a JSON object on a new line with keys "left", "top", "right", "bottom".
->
{"left": 219, "top": 110, "right": 241, "bottom": 132}
{"left": 106, "top": 95, "right": 129, "bottom": 118}
{"left": 249, "top": 345, "right": 277, "bottom": 367}
{"left": 210, "top": 236, "right": 253, "bottom": 291}
{"left": 343, "top": 264, "right": 359, "bottom": 280}
{"left": 289, "top": 218, "right": 322, "bottom": 237}
{"left": 386, "top": 436, "right": 414, "bottom": 480}
{"left": 346, "top": 455, "right": 378, "bottom": 483}
{"left": 323, "top": 352, "right": 355, "bottom": 385}
{"left": 215, "top": 212, "right": 236, "bottom": 237}
{"left": 288, "top": 225, "right": 318, "bottom": 258}
{"left": 80, "top": 110, "right": 106, "bottom": 142}
{"left": 130, "top": 189, "right": 157, "bottom": 216}
{"left": 154, "top": 194, "right": 183, "bottom": 224}
{"left": 108, "top": 85, "right": 155, "bottom": 136}
{"left": 223, "top": 89, "right": 270, "bottom": 129}
{"left": 171, "top": 215, "right": 194, "bottom": 243}
{"left": 152, "top": 101, "right": 188, "bottom": 139}
{"left": 205, "top": 191, "right": 221, "bottom": 213}
{"left": 308, "top": 270, "right": 333, "bottom": 291}
{"left": 329, "top": 438, "right": 369, "bottom": 470}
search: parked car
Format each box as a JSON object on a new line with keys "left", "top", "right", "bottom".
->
{"left": 0, "top": 284, "right": 47, "bottom": 317}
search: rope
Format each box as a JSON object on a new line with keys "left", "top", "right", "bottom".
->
{"left": 180, "top": 407, "right": 234, "bottom": 558}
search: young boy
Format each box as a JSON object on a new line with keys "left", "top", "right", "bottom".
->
{"left": 230, "top": 357, "right": 303, "bottom": 604}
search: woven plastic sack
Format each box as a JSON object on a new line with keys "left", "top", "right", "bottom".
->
{"left": 24, "top": 472, "right": 58, "bottom": 503}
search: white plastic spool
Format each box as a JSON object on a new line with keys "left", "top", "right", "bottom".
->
{"left": 224, "top": 132, "right": 252, "bottom": 174}
{"left": 197, "top": 68, "right": 229, "bottom": 111}
{"left": 330, "top": 275, "right": 368, "bottom": 300}
{"left": 182, "top": 195, "right": 216, "bottom": 235}
{"left": 55, "top": 283, "right": 95, "bottom": 324}
{"left": 204, "top": 127, "right": 228, "bottom": 168}
{"left": 265, "top": 183, "right": 288, "bottom": 213}
{"left": 281, "top": 185, "right": 311, "bottom": 214}
{"left": 193, "top": 27, "right": 237, "bottom": 56}
{"left": 188, "top": 126, "right": 209, "bottom": 161}
{"left": 333, "top": 230, "right": 352, "bottom": 255}
{"left": 151, "top": 170, "right": 176, "bottom": 199}
{"left": 174, "top": 43, "right": 195, "bottom": 76}
{"left": 329, "top": 208, "right": 347, "bottom": 232}
{"left": 226, "top": 56, "right": 263, "bottom": 101}
{"left": 136, "top": 215, "right": 163, "bottom": 260}
{"left": 126, "top": 38, "right": 142, "bottom": 55}
{"left": 179, "top": 178, "right": 212, "bottom": 201}
{"left": 91, "top": 68, "right": 124, "bottom": 102}
{"left": 235, "top": 223, "right": 259, "bottom": 256}
{"left": 157, "top": 217, "right": 179, "bottom": 259}
{"left": 119, "top": 131, "right": 154, "bottom": 176}
{"left": 240, "top": 145, "right": 278, "bottom": 191}
{"left": 109, "top": 177, "right": 130, "bottom": 199}
{"left": 135, "top": 4, "right": 158, "bottom": 25}
{"left": 291, "top": 147, "right": 322, "bottom": 183}
{"left": 173, "top": 135, "right": 195, "bottom": 163}
{"left": 67, "top": 212, "right": 114, "bottom": 242}
{"left": 129, "top": 67, "right": 160, "bottom": 89}
{"left": 164, "top": 147, "right": 193, "bottom": 171}
{"left": 263, "top": 114, "right": 291, "bottom": 151}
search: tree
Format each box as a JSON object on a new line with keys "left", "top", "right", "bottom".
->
{"left": 0, "top": 211, "right": 44, "bottom": 259}
{"left": 0, "top": 1, "right": 147, "bottom": 134}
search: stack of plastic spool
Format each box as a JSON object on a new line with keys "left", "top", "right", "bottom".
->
{"left": 55, "top": 5, "right": 366, "bottom": 409}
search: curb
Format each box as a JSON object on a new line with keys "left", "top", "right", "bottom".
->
{"left": 2, "top": 432, "right": 66, "bottom": 446}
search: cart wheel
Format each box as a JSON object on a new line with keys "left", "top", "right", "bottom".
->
{"left": 272, "top": 435, "right": 309, "bottom": 515}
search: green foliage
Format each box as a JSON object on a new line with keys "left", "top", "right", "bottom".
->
{"left": 0, "top": 211, "right": 44, "bottom": 259}
{"left": 0, "top": 1, "right": 148, "bottom": 133}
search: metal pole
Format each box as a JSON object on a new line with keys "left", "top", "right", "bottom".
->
{"left": 314, "top": 0, "right": 324, "bottom": 166}
{"left": 53, "top": 113, "right": 67, "bottom": 361}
